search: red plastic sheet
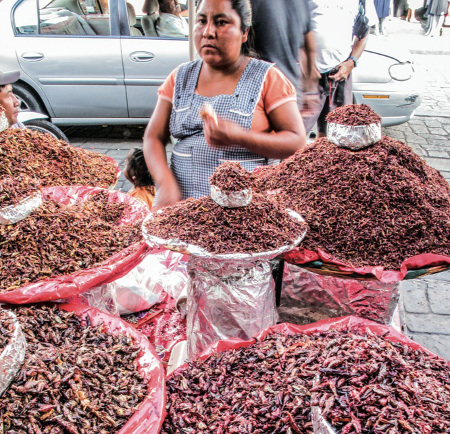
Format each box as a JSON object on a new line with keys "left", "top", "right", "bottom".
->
{"left": 132, "top": 293, "right": 187, "bottom": 365}
{"left": 283, "top": 247, "right": 450, "bottom": 283}
{"left": 169, "top": 315, "right": 439, "bottom": 378}
{"left": 57, "top": 302, "right": 166, "bottom": 434}
{"left": 0, "top": 186, "right": 150, "bottom": 305}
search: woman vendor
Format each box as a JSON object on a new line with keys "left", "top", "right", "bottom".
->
{"left": 143, "top": 0, "right": 307, "bottom": 209}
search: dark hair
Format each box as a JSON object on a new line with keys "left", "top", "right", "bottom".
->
{"left": 124, "top": 148, "right": 155, "bottom": 188}
{"left": 197, "top": 0, "right": 255, "bottom": 57}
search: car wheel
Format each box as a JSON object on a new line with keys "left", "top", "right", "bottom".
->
{"left": 13, "top": 82, "right": 47, "bottom": 114}
{"left": 23, "top": 120, "right": 69, "bottom": 143}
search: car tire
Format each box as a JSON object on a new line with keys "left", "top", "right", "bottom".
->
{"left": 13, "top": 82, "right": 47, "bottom": 114}
{"left": 23, "top": 119, "right": 69, "bottom": 143}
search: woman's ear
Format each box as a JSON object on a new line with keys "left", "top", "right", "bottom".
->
{"left": 242, "top": 28, "right": 249, "bottom": 44}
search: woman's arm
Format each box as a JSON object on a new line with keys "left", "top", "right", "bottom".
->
{"left": 203, "top": 100, "right": 307, "bottom": 159}
{"left": 143, "top": 98, "right": 181, "bottom": 210}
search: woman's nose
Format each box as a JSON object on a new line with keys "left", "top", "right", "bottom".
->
{"left": 203, "top": 21, "right": 215, "bottom": 38}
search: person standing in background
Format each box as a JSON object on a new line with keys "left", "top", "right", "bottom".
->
{"left": 250, "top": 0, "right": 321, "bottom": 122}
{"left": 301, "top": 0, "right": 371, "bottom": 136}
{"left": 425, "top": 0, "right": 449, "bottom": 36}
{"left": 374, "top": 0, "right": 390, "bottom": 34}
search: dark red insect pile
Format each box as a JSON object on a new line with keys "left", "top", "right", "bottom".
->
{"left": 253, "top": 136, "right": 450, "bottom": 269}
{"left": 163, "top": 329, "right": 450, "bottom": 433}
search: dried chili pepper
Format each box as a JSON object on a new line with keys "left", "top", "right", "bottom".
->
{"left": 0, "top": 305, "right": 148, "bottom": 433}
{"left": 253, "top": 136, "right": 450, "bottom": 269}
{"left": 145, "top": 193, "right": 306, "bottom": 254}
{"left": 0, "top": 191, "right": 142, "bottom": 292}
{"left": 0, "top": 129, "right": 117, "bottom": 188}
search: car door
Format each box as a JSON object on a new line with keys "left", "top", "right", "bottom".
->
{"left": 12, "top": 0, "right": 128, "bottom": 120}
{"left": 119, "top": 0, "right": 190, "bottom": 119}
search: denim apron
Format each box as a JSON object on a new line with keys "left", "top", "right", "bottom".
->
{"left": 169, "top": 58, "right": 278, "bottom": 199}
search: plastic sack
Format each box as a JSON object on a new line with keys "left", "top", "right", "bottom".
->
{"left": 0, "top": 310, "right": 26, "bottom": 397}
{"left": 57, "top": 302, "right": 166, "bottom": 434}
{"left": 186, "top": 257, "right": 278, "bottom": 359}
{"left": 0, "top": 186, "right": 150, "bottom": 305}
{"left": 283, "top": 247, "right": 450, "bottom": 283}
{"left": 0, "top": 191, "right": 42, "bottom": 225}
{"left": 327, "top": 122, "right": 381, "bottom": 150}
{"left": 83, "top": 249, "right": 188, "bottom": 316}
{"left": 281, "top": 263, "right": 399, "bottom": 324}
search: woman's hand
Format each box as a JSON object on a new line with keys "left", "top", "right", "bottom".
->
{"left": 203, "top": 116, "right": 244, "bottom": 148}
{"left": 151, "top": 177, "right": 181, "bottom": 212}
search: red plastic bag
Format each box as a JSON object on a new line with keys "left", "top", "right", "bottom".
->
{"left": 126, "top": 292, "right": 187, "bottom": 365}
{"left": 0, "top": 186, "right": 150, "bottom": 305}
{"left": 283, "top": 247, "right": 450, "bottom": 283}
{"left": 58, "top": 302, "right": 166, "bottom": 434}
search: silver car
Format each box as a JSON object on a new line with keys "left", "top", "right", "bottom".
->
{"left": 0, "top": 0, "right": 421, "bottom": 128}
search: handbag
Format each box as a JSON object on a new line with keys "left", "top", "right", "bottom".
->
{"left": 353, "top": 0, "right": 370, "bottom": 40}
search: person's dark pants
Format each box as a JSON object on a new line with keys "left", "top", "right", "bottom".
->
{"left": 302, "top": 72, "right": 353, "bottom": 135}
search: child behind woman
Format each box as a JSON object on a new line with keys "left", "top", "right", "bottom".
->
{"left": 124, "top": 148, "right": 155, "bottom": 209}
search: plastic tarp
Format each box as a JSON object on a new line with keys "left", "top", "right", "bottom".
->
{"left": 281, "top": 264, "right": 399, "bottom": 324}
{"left": 283, "top": 247, "right": 450, "bottom": 283}
{"left": 57, "top": 302, "right": 166, "bottom": 434}
{"left": 84, "top": 250, "right": 189, "bottom": 316}
{"left": 0, "top": 186, "right": 150, "bottom": 305}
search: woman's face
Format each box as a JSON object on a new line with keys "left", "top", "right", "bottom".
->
{"left": 194, "top": 0, "right": 248, "bottom": 68}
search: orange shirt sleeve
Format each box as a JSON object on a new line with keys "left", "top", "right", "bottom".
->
{"left": 252, "top": 65, "right": 298, "bottom": 133}
{"left": 158, "top": 67, "right": 178, "bottom": 103}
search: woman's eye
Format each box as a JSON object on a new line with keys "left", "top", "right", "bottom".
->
{"left": 216, "top": 20, "right": 227, "bottom": 26}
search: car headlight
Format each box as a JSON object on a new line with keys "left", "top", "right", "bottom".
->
{"left": 389, "top": 62, "right": 414, "bottom": 81}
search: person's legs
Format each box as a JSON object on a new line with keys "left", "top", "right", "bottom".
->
{"left": 301, "top": 78, "right": 327, "bottom": 135}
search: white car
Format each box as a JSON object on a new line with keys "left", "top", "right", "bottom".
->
{"left": 0, "top": 0, "right": 421, "bottom": 129}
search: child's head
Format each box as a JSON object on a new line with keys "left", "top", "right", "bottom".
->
{"left": 124, "top": 148, "right": 154, "bottom": 188}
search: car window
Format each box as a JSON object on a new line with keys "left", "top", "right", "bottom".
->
{"left": 129, "top": 0, "right": 189, "bottom": 38}
{"left": 13, "top": 0, "right": 111, "bottom": 36}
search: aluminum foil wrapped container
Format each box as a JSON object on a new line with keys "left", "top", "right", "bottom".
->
{"left": 210, "top": 185, "right": 252, "bottom": 207}
{"left": 281, "top": 264, "right": 399, "bottom": 324}
{"left": 0, "top": 191, "right": 42, "bottom": 225}
{"left": 186, "top": 257, "right": 278, "bottom": 359}
{"left": 327, "top": 122, "right": 381, "bottom": 150}
{"left": 0, "top": 310, "right": 27, "bottom": 396}
{"left": 142, "top": 210, "right": 307, "bottom": 359}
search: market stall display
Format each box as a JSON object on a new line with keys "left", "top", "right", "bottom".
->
{"left": 0, "top": 186, "right": 150, "bottom": 304}
{"left": 0, "top": 303, "right": 166, "bottom": 433}
{"left": 253, "top": 104, "right": 450, "bottom": 282}
{"left": 163, "top": 316, "right": 450, "bottom": 433}
{"left": 0, "top": 128, "right": 119, "bottom": 188}
{"left": 0, "top": 175, "right": 42, "bottom": 224}
{"left": 143, "top": 164, "right": 308, "bottom": 358}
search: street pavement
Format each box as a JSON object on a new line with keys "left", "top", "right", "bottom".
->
{"left": 63, "top": 18, "right": 450, "bottom": 360}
